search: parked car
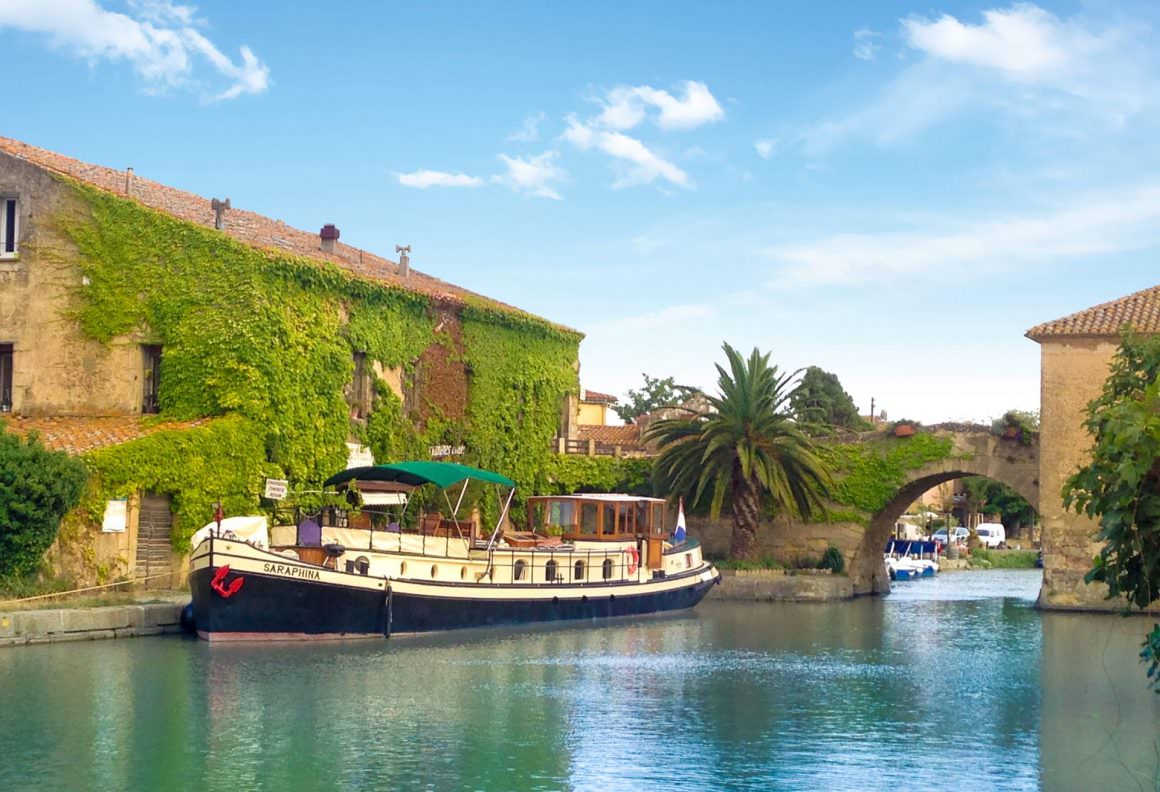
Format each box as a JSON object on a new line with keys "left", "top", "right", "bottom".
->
{"left": 931, "top": 526, "right": 968, "bottom": 547}
{"left": 975, "top": 522, "right": 1007, "bottom": 549}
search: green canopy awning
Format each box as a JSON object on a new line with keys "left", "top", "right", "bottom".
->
{"left": 323, "top": 461, "right": 515, "bottom": 490}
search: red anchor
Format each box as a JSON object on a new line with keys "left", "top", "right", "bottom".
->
{"left": 210, "top": 565, "right": 244, "bottom": 598}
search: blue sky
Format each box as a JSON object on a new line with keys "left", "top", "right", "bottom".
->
{"left": 5, "top": 0, "right": 1159, "bottom": 423}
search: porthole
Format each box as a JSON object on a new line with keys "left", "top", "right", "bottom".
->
{"left": 514, "top": 559, "right": 526, "bottom": 581}
{"left": 355, "top": 556, "right": 370, "bottom": 575}
{"left": 400, "top": 561, "right": 407, "bottom": 576}
{"left": 545, "top": 559, "right": 558, "bottom": 582}
{"left": 574, "top": 560, "right": 585, "bottom": 581}
{"left": 602, "top": 558, "right": 613, "bottom": 580}
{"left": 460, "top": 566, "right": 468, "bottom": 580}
{"left": 430, "top": 564, "right": 438, "bottom": 579}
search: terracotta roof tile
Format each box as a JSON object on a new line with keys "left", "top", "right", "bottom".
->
{"left": 576, "top": 424, "right": 642, "bottom": 449}
{"left": 0, "top": 136, "right": 578, "bottom": 335}
{"left": 582, "top": 389, "right": 618, "bottom": 404}
{"left": 3, "top": 416, "right": 209, "bottom": 456}
{"left": 1027, "top": 283, "right": 1160, "bottom": 340}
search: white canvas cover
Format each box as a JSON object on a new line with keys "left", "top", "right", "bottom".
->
{"left": 190, "top": 515, "right": 269, "bottom": 550}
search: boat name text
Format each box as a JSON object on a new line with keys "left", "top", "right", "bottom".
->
{"left": 263, "top": 563, "right": 322, "bottom": 581}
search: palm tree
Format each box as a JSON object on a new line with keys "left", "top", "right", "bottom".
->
{"left": 646, "top": 343, "right": 832, "bottom": 561}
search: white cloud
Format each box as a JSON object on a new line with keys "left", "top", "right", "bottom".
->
{"left": 853, "top": 28, "right": 882, "bottom": 61}
{"left": 508, "top": 111, "right": 546, "bottom": 142}
{"left": 754, "top": 138, "right": 779, "bottom": 159}
{"left": 0, "top": 0, "right": 269, "bottom": 100}
{"left": 586, "top": 303, "right": 715, "bottom": 335}
{"left": 764, "top": 185, "right": 1160, "bottom": 289}
{"left": 564, "top": 116, "right": 689, "bottom": 189}
{"left": 591, "top": 80, "right": 725, "bottom": 131}
{"left": 492, "top": 151, "right": 566, "bottom": 199}
{"left": 396, "top": 170, "right": 484, "bottom": 189}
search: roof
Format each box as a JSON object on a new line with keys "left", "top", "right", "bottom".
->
{"left": 1027, "top": 283, "right": 1160, "bottom": 341}
{"left": 526, "top": 493, "right": 664, "bottom": 503}
{"left": 0, "top": 136, "right": 578, "bottom": 335}
{"left": 3, "top": 415, "right": 209, "bottom": 455}
{"left": 324, "top": 461, "right": 515, "bottom": 490}
{"left": 582, "top": 389, "right": 618, "bottom": 404}
{"left": 576, "top": 424, "right": 643, "bottom": 449}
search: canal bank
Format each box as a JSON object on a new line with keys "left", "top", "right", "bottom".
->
{"left": 710, "top": 568, "right": 853, "bottom": 601}
{"left": 0, "top": 599, "right": 185, "bottom": 648}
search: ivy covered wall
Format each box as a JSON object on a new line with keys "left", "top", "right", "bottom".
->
{"left": 54, "top": 179, "right": 581, "bottom": 550}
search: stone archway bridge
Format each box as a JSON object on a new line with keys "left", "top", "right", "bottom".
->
{"left": 844, "top": 425, "right": 1039, "bottom": 594}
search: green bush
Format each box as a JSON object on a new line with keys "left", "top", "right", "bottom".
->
{"left": 819, "top": 546, "right": 845, "bottom": 573}
{"left": 969, "top": 548, "right": 1039, "bottom": 569}
{"left": 0, "top": 431, "right": 87, "bottom": 578}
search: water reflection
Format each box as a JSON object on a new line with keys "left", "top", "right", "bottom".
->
{"left": 0, "top": 571, "right": 1156, "bottom": 791}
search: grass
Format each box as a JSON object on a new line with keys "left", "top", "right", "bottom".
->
{"left": 968, "top": 548, "right": 1040, "bottom": 569}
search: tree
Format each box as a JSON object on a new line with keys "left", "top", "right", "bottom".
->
{"left": 789, "top": 366, "right": 867, "bottom": 434}
{"left": 612, "top": 374, "right": 701, "bottom": 424}
{"left": 1063, "top": 332, "right": 1160, "bottom": 690}
{"left": 646, "top": 343, "right": 832, "bottom": 560}
{"left": 962, "top": 476, "right": 1036, "bottom": 530}
{"left": 0, "top": 429, "right": 88, "bottom": 579}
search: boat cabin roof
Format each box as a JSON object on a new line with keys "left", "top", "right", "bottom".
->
{"left": 526, "top": 494, "right": 665, "bottom": 504}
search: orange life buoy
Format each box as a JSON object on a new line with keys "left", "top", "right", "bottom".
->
{"left": 625, "top": 547, "right": 639, "bottom": 576}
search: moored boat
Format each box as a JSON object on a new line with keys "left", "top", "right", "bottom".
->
{"left": 188, "top": 462, "right": 719, "bottom": 640}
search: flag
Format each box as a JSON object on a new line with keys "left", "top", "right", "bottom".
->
{"left": 673, "top": 497, "right": 687, "bottom": 544}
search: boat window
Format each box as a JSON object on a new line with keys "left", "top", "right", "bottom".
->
{"left": 602, "top": 558, "right": 613, "bottom": 580}
{"left": 430, "top": 564, "right": 438, "bottom": 578}
{"left": 530, "top": 501, "right": 547, "bottom": 533}
{"left": 514, "top": 560, "right": 526, "bottom": 581}
{"left": 622, "top": 504, "right": 635, "bottom": 535}
{"left": 574, "top": 560, "right": 585, "bottom": 580}
{"left": 636, "top": 502, "right": 649, "bottom": 535}
{"left": 548, "top": 500, "right": 575, "bottom": 533}
{"left": 652, "top": 503, "right": 664, "bottom": 535}
{"left": 580, "top": 503, "right": 598, "bottom": 536}
{"left": 602, "top": 503, "right": 617, "bottom": 536}
{"left": 545, "top": 559, "right": 558, "bottom": 582}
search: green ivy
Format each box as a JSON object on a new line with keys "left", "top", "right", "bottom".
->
{"left": 818, "top": 433, "right": 955, "bottom": 514}
{"left": 82, "top": 415, "right": 276, "bottom": 551}
{"left": 542, "top": 455, "right": 653, "bottom": 495}
{"left": 48, "top": 177, "right": 581, "bottom": 553}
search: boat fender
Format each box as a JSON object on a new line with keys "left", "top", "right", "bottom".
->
{"left": 180, "top": 602, "right": 196, "bottom": 634}
{"left": 625, "top": 547, "right": 639, "bottom": 576}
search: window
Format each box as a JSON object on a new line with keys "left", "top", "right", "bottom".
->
{"left": 0, "top": 344, "right": 12, "bottom": 412}
{"left": 545, "top": 559, "right": 558, "bottom": 582}
{"left": 574, "top": 560, "right": 585, "bottom": 581}
{"left": 141, "top": 344, "right": 161, "bottom": 414}
{"left": 580, "top": 503, "right": 598, "bottom": 536}
{"left": 602, "top": 558, "right": 613, "bottom": 580}
{"left": 514, "top": 559, "right": 526, "bottom": 581}
{"left": 1, "top": 198, "right": 17, "bottom": 257}
{"left": 347, "top": 351, "right": 372, "bottom": 420}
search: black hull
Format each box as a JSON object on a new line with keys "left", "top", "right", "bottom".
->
{"left": 190, "top": 565, "right": 718, "bottom": 640}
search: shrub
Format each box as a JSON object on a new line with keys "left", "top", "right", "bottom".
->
{"left": 0, "top": 430, "right": 87, "bottom": 578}
{"left": 819, "top": 546, "right": 845, "bottom": 573}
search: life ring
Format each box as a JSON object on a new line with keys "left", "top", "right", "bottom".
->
{"left": 625, "top": 547, "right": 639, "bottom": 576}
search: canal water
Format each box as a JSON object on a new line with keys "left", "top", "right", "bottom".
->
{"left": 1, "top": 570, "right": 1157, "bottom": 791}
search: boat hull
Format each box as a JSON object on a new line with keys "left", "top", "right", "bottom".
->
{"left": 190, "top": 540, "right": 719, "bottom": 640}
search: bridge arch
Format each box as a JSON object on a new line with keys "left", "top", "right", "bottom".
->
{"left": 848, "top": 431, "right": 1039, "bottom": 594}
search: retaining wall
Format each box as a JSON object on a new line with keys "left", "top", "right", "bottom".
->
{"left": 0, "top": 603, "right": 184, "bottom": 648}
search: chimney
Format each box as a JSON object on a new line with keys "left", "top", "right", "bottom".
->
{"left": 211, "top": 197, "right": 231, "bottom": 231}
{"left": 125, "top": 167, "right": 134, "bottom": 196}
{"left": 320, "top": 224, "right": 340, "bottom": 254}
{"left": 395, "top": 245, "right": 411, "bottom": 278}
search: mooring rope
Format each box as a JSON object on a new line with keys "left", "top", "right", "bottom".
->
{"left": 0, "top": 572, "right": 181, "bottom": 607}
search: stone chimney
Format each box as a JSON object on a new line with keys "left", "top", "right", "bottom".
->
{"left": 125, "top": 167, "right": 134, "bottom": 196}
{"left": 320, "top": 224, "right": 340, "bottom": 254}
{"left": 211, "top": 197, "right": 231, "bottom": 231}
{"left": 395, "top": 244, "right": 411, "bottom": 278}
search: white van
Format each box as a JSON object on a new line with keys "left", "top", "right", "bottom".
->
{"left": 975, "top": 522, "right": 1006, "bottom": 549}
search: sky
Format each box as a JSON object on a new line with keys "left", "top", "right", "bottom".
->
{"left": 4, "top": 0, "right": 1159, "bottom": 424}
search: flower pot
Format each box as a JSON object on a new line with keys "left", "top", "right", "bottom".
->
{"left": 894, "top": 424, "right": 916, "bottom": 438}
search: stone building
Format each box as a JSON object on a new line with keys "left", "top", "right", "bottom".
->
{"left": 1027, "top": 282, "right": 1160, "bottom": 609}
{"left": 0, "top": 136, "right": 581, "bottom": 586}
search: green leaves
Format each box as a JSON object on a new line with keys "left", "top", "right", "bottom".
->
{"left": 0, "top": 430, "right": 87, "bottom": 578}
{"left": 1063, "top": 331, "right": 1160, "bottom": 689}
{"left": 647, "top": 342, "right": 833, "bottom": 560}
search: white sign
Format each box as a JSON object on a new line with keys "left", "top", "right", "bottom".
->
{"left": 101, "top": 499, "right": 127, "bottom": 533}
{"left": 429, "top": 444, "right": 466, "bottom": 458}
{"left": 264, "top": 478, "right": 289, "bottom": 500}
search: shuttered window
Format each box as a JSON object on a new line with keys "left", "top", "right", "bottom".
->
{"left": 0, "top": 198, "right": 16, "bottom": 256}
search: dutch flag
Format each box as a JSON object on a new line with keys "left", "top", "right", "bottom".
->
{"left": 673, "top": 497, "right": 687, "bottom": 544}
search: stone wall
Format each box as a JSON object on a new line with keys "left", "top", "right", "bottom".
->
{"left": 1037, "top": 337, "right": 1119, "bottom": 610}
{"left": 689, "top": 514, "right": 864, "bottom": 567}
{"left": 0, "top": 152, "right": 145, "bottom": 415}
